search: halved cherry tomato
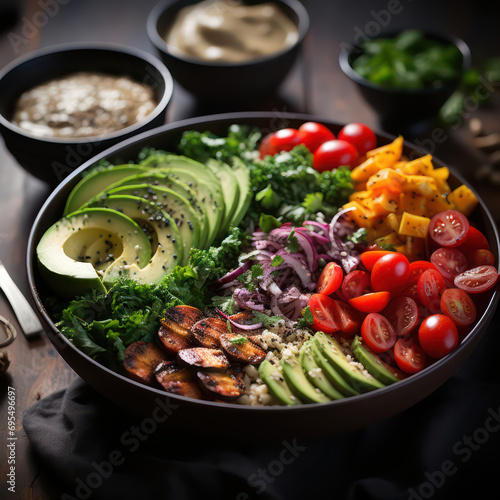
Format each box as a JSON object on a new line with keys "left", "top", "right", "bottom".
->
{"left": 454, "top": 265, "right": 499, "bottom": 294}
{"left": 401, "top": 282, "right": 421, "bottom": 305}
{"left": 440, "top": 288, "right": 476, "bottom": 326}
{"left": 341, "top": 270, "right": 371, "bottom": 300}
{"left": 269, "top": 128, "right": 302, "bottom": 152}
{"left": 258, "top": 133, "right": 278, "bottom": 158}
{"left": 428, "top": 209, "right": 469, "bottom": 248}
{"left": 316, "top": 262, "right": 343, "bottom": 296}
{"left": 405, "top": 260, "right": 438, "bottom": 287}
{"left": 382, "top": 296, "right": 420, "bottom": 336}
{"left": 360, "top": 250, "right": 396, "bottom": 272}
{"left": 456, "top": 226, "right": 490, "bottom": 253}
{"left": 361, "top": 313, "right": 396, "bottom": 353}
{"left": 418, "top": 314, "right": 458, "bottom": 359}
{"left": 349, "top": 291, "right": 391, "bottom": 313}
{"left": 308, "top": 294, "right": 339, "bottom": 333}
{"left": 467, "top": 249, "right": 495, "bottom": 268}
{"left": 313, "top": 139, "right": 358, "bottom": 172}
{"left": 371, "top": 253, "right": 410, "bottom": 292}
{"left": 417, "top": 269, "right": 447, "bottom": 313}
{"left": 337, "top": 123, "right": 377, "bottom": 156}
{"left": 394, "top": 338, "right": 426, "bottom": 374}
{"left": 430, "top": 247, "right": 468, "bottom": 282}
{"left": 330, "top": 300, "right": 361, "bottom": 339}
{"left": 298, "top": 122, "right": 335, "bottom": 153}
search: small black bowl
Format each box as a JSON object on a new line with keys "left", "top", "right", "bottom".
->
{"left": 147, "top": 0, "right": 309, "bottom": 103}
{"left": 0, "top": 43, "right": 174, "bottom": 186}
{"left": 339, "top": 30, "right": 471, "bottom": 133}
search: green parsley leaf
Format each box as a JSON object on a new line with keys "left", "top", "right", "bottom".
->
{"left": 286, "top": 228, "right": 300, "bottom": 253}
{"left": 259, "top": 213, "right": 283, "bottom": 233}
{"left": 271, "top": 255, "right": 284, "bottom": 267}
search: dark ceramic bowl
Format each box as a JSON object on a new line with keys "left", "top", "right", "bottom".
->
{"left": 0, "top": 43, "right": 174, "bottom": 186}
{"left": 26, "top": 112, "right": 499, "bottom": 439}
{"left": 339, "top": 30, "right": 471, "bottom": 131}
{"left": 147, "top": 0, "right": 309, "bottom": 102}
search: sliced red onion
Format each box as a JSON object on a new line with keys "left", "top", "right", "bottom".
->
{"left": 216, "top": 309, "right": 263, "bottom": 330}
{"left": 214, "top": 261, "right": 250, "bottom": 287}
{"left": 304, "top": 220, "right": 329, "bottom": 233}
{"left": 280, "top": 254, "right": 312, "bottom": 287}
{"left": 329, "top": 206, "right": 356, "bottom": 249}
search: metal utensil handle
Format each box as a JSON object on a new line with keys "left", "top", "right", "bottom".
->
{"left": 0, "top": 263, "right": 42, "bottom": 336}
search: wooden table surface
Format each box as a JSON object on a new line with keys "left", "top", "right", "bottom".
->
{"left": 0, "top": 0, "right": 499, "bottom": 498}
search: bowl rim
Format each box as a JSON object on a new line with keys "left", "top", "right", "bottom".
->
{"left": 26, "top": 110, "right": 500, "bottom": 413}
{"left": 146, "top": 0, "right": 310, "bottom": 68}
{"left": 0, "top": 41, "right": 174, "bottom": 145}
{"left": 338, "top": 28, "right": 472, "bottom": 95}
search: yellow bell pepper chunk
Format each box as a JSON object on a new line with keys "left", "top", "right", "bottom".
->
{"left": 398, "top": 212, "right": 430, "bottom": 238}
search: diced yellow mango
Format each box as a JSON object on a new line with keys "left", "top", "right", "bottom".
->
{"left": 367, "top": 168, "right": 406, "bottom": 194}
{"left": 448, "top": 185, "right": 478, "bottom": 217}
{"left": 342, "top": 201, "right": 375, "bottom": 229}
{"left": 366, "top": 136, "right": 404, "bottom": 166}
{"left": 401, "top": 175, "right": 439, "bottom": 197}
{"left": 397, "top": 193, "right": 427, "bottom": 217}
{"left": 400, "top": 154, "right": 434, "bottom": 176}
{"left": 398, "top": 212, "right": 430, "bottom": 238}
{"left": 351, "top": 157, "right": 381, "bottom": 183}
{"left": 385, "top": 213, "right": 402, "bottom": 233}
{"left": 431, "top": 166, "right": 450, "bottom": 182}
{"left": 349, "top": 190, "right": 372, "bottom": 204}
{"left": 370, "top": 192, "right": 399, "bottom": 216}
{"left": 425, "top": 192, "right": 455, "bottom": 217}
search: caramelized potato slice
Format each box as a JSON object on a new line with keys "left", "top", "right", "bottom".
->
{"left": 190, "top": 317, "right": 229, "bottom": 348}
{"left": 178, "top": 347, "right": 230, "bottom": 370}
{"left": 197, "top": 370, "right": 245, "bottom": 399}
{"left": 155, "top": 360, "right": 203, "bottom": 400}
{"left": 158, "top": 325, "right": 193, "bottom": 353}
{"left": 161, "top": 305, "right": 204, "bottom": 336}
{"left": 123, "top": 341, "right": 169, "bottom": 385}
{"left": 219, "top": 333, "right": 266, "bottom": 365}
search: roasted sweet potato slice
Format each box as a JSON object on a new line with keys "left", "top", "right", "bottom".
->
{"left": 219, "top": 333, "right": 266, "bottom": 365}
{"left": 155, "top": 360, "right": 203, "bottom": 399}
{"left": 190, "top": 317, "right": 229, "bottom": 348}
{"left": 197, "top": 370, "right": 245, "bottom": 399}
{"left": 158, "top": 325, "right": 193, "bottom": 353}
{"left": 229, "top": 310, "right": 255, "bottom": 325}
{"left": 123, "top": 341, "right": 169, "bottom": 385}
{"left": 161, "top": 305, "right": 204, "bottom": 335}
{"left": 178, "top": 347, "right": 230, "bottom": 370}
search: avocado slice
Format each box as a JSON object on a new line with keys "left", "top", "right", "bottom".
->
{"left": 63, "top": 165, "right": 149, "bottom": 215}
{"left": 89, "top": 184, "right": 200, "bottom": 263}
{"left": 300, "top": 341, "right": 344, "bottom": 400}
{"left": 281, "top": 354, "right": 331, "bottom": 404}
{"left": 230, "top": 157, "right": 253, "bottom": 227}
{"left": 351, "top": 336, "right": 406, "bottom": 385}
{"left": 206, "top": 158, "right": 240, "bottom": 236}
{"left": 258, "top": 360, "right": 302, "bottom": 406}
{"left": 314, "top": 333, "right": 385, "bottom": 393}
{"left": 36, "top": 207, "right": 151, "bottom": 298}
{"left": 310, "top": 336, "right": 359, "bottom": 397}
{"left": 90, "top": 195, "right": 184, "bottom": 282}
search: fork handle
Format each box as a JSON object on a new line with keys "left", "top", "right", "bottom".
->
{"left": 0, "top": 265, "right": 42, "bottom": 337}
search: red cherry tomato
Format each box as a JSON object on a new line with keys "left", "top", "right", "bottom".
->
{"left": 308, "top": 294, "right": 339, "bottom": 333}
{"left": 337, "top": 123, "right": 377, "bottom": 155}
{"left": 430, "top": 247, "right": 468, "bottom": 282}
{"left": 456, "top": 226, "right": 490, "bottom": 253}
{"left": 405, "top": 260, "right": 438, "bottom": 287}
{"left": 349, "top": 291, "right": 391, "bottom": 313}
{"left": 440, "top": 288, "right": 476, "bottom": 326}
{"left": 382, "top": 296, "right": 420, "bottom": 336}
{"left": 341, "top": 270, "right": 372, "bottom": 300}
{"left": 371, "top": 253, "right": 410, "bottom": 292}
{"left": 418, "top": 314, "right": 458, "bottom": 359}
{"left": 360, "top": 250, "right": 397, "bottom": 272}
{"left": 401, "top": 282, "right": 421, "bottom": 305}
{"left": 467, "top": 249, "right": 495, "bottom": 268}
{"left": 394, "top": 338, "right": 426, "bottom": 374}
{"left": 329, "top": 300, "right": 361, "bottom": 339}
{"left": 428, "top": 210, "right": 469, "bottom": 248}
{"left": 361, "top": 313, "right": 397, "bottom": 353}
{"left": 298, "top": 122, "right": 335, "bottom": 153}
{"left": 417, "top": 269, "right": 447, "bottom": 313}
{"left": 269, "top": 128, "right": 302, "bottom": 153}
{"left": 454, "top": 265, "right": 499, "bottom": 294}
{"left": 258, "top": 132, "right": 278, "bottom": 158}
{"left": 313, "top": 139, "right": 358, "bottom": 172}
{"left": 316, "top": 262, "right": 343, "bottom": 296}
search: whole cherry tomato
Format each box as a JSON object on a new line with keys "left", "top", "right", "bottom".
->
{"left": 418, "top": 314, "right": 458, "bottom": 359}
{"left": 313, "top": 140, "right": 358, "bottom": 172}
{"left": 298, "top": 122, "right": 335, "bottom": 152}
{"left": 337, "top": 123, "right": 376, "bottom": 155}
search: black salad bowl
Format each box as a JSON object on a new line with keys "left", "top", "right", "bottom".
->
{"left": 26, "top": 112, "right": 499, "bottom": 440}
{"left": 147, "top": 0, "right": 309, "bottom": 103}
{"left": 0, "top": 43, "right": 173, "bottom": 186}
{"left": 339, "top": 30, "right": 472, "bottom": 133}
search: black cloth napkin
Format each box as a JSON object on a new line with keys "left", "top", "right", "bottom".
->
{"left": 24, "top": 309, "right": 500, "bottom": 500}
